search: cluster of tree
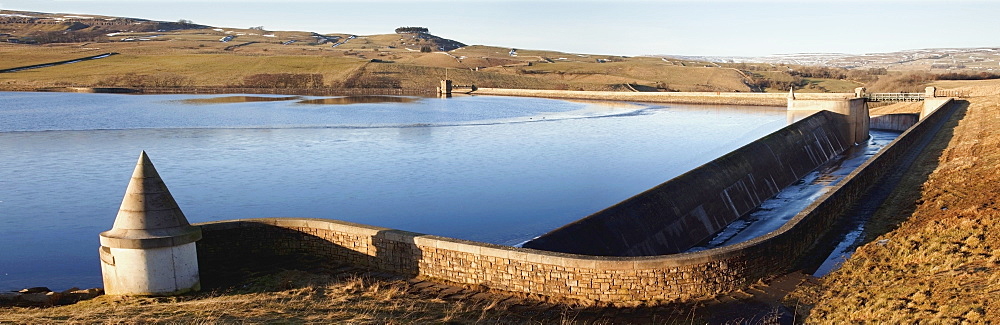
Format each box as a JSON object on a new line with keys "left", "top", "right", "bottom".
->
{"left": 654, "top": 82, "right": 678, "bottom": 92}
{"left": 25, "top": 30, "right": 107, "bottom": 44}
{"left": 744, "top": 75, "right": 807, "bottom": 91}
{"left": 845, "top": 68, "right": 889, "bottom": 83}
{"left": 516, "top": 69, "right": 551, "bottom": 75}
{"left": 787, "top": 66, "right": 848, "bottom": 79}
{"left": 866, "top": 71, "right": 1000, "bottom": 92}
{"left": 766, "top": 79, "right": 808, "bottom": 91}
{"left": 731, "top": 63, "right": 770, "bottom": 71}
{"left": 98, "top": 73, "right": 192, "bottom": 88}
{"left": 242, "top": 73, "right": 324, "bottom": 88}
{"left": 931, "top": 64, "right": 966, "bottom": 69}
{"left": 934, "top": 71, "right": 1000, "bottom": 80}
{"left": 395, "top": 27, "right": 429, "bottom": 34}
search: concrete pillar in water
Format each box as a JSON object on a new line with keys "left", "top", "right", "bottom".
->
{"left": 99, "top": 151, "right": 202, "bottom": 296}
{"left": 439, "top": 80, "right": 453, "bottom": 95}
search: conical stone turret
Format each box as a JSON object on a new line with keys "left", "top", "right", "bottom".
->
{"left": 99, "top": 151, "right": 201, "bottom": 296}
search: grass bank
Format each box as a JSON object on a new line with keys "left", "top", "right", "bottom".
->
{"left": 789, "top": 79, "right": 1000, "bottom": 322}
{"left": 0, "top": 266, "right": 779, "bottom": 324}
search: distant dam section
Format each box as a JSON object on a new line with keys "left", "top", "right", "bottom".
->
{"left": 473, "top": 88, "right": 851, "bottom": 106}
{"left": 871, "top": 113, "right": 920, "bottom": 132}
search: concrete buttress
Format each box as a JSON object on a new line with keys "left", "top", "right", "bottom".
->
{"left": 99, "top": 151, "right": 202, "bottom": 296}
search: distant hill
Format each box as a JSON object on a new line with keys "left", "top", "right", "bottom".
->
{"left": 0, "top": 10, "right": 208, "bottom": 43}
{"left": 0, "top": 9, "right": 871, "bottom": 94}
{"left": 664, "top": 47, "right": 1000, "bottom": 72}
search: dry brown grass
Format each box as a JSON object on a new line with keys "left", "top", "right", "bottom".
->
{"left": 790, "top": 80, "right": 1000, "bottom": 323}
{"left": 0, "top": 270, "right": 553, "bottom": 324}
{"left": 0, "top": 33, "right": 760, "bottom": 92}
{"left": 869, "top": 101, "right": 924, "bottom": 115}
{"left": 0, "top": 267, "right": 744, "bottom": 324}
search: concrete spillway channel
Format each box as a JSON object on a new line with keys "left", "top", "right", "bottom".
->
{"left": 684, "top": 130, "right": 901, "bottom": 256}
{"left": 524, "top": 98, "right": 957, "bottom": 273}
{"left": 522, "top": 109, "right": 865, "bottom": 257}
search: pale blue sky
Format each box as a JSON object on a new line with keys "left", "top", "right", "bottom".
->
{"left": 2, "top": 0, "right": 997, "bottom": 56}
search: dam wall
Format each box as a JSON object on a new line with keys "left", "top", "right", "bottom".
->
{"left": 871, "top": 113, "right": 920, "bottom": 131}
{"left": 473, "top": 88, "right": 850, "bottom": 107}
{"left": 787, "top": 97, "right": 870, "bottom": 144}
{"left": 522, "top": 110, "right": 851, "bottom": 256}
{"left": 193, "top": 99, "right": 955, "bottom": 304}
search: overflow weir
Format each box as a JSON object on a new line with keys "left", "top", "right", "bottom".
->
{"left": 174, "top": 91, "right": 957, "bottom": 304}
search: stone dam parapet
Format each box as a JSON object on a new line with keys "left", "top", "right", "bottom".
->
{"left": 191, "top": 98, "right": 956, "bottom": 304}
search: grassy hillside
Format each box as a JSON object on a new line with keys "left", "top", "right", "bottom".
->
{"left": 0, "top": 32, "right": 761, "bottom": 93}
{"left": 0, "top": 10, "right": 786, "bottom": 93}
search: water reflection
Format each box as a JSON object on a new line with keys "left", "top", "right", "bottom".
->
{"left": 398, "top": 125, "right": 433, "bottom": 142}
{"left": 181, "top": 96, "right": 301, "bottom": 104}
{"left": 298, "top": 96, "right": 419, "bottom": 105}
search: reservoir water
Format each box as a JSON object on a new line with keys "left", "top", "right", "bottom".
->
{"left": 0, "top": 91, "right": 787, "bottom": 291}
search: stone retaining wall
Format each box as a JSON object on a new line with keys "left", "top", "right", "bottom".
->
{"left": 196, "top": 99, "right": 955, "bottom": 304}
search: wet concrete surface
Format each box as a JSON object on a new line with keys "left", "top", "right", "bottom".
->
{"left": 687, "top": 130, "right": 902, "bottom": 253}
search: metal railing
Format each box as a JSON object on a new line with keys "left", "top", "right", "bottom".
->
{"left": 865, "top": 93, "right": 925, "bottom": 102}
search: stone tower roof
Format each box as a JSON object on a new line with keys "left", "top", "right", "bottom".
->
{"left": 99, "top": 151, "right": 201, "bottom": 249}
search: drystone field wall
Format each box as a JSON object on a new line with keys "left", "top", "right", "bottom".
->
{"left": 523, "top": 110, "right": 850, "bottom": 256}
{"left": 195, "top": 99, "right": 956, "bottom": 304}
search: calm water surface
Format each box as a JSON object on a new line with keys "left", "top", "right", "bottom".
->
{"left": 0, "top": 92, "right": 786, "bottom": 290}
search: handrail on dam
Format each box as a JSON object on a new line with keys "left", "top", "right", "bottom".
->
{"left": 865, "top": 93, "right": 925, "bottom": 102}
{"left": 189, "top": 96, "right": 958, "bottom": 304}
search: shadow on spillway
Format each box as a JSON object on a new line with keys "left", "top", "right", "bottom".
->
{"left": 806, "top": 101, "right": 966, "bottom": 276}
{"left": 686, "top": 130, "right": 902, "bottom": 253}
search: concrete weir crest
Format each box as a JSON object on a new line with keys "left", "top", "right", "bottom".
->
{"left": 99, "top": 151, "right": 202, "bottom": 296}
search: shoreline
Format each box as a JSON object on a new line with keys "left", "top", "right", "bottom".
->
{"left": 473, "top": 87, "right": 852, "bottom": 106}
{"left": 3, "top": 86, "right": 853, "bottom": 107}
